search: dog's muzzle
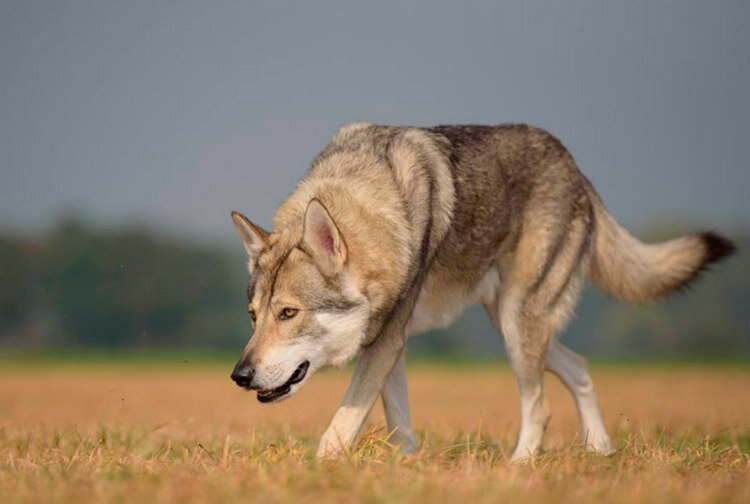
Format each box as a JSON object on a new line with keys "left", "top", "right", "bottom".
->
{"left": 255, "top": 361, "right": 310, "bottom": 403}
{"left": 230, "top": 360, "right": 310, "bottom": 403}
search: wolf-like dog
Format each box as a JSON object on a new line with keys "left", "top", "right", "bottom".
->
{"left": 229, "top": 123, "right": 735, "bottom": 460}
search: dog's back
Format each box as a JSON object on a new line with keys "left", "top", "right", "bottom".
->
{"left": 302, "top": 123, "right": 735, "bottom": 310}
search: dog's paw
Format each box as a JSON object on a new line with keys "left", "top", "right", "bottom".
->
{"left": 386, "top": 428, "right": 418, "bottom": 455}
{"left": 315, "top": 429, "right": 347, "bottom": 459}
{"left": 509, "top": 448, "right": 538, "bottom": 464}
{"left": 398, "top": 433, "right": 418, "bottom": 455}
{"left": 584, "top": 431, "right": 615, "bottom": 456}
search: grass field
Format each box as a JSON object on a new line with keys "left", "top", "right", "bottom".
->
{"left": 1, "top": 359, "right": 749, "bottom": 503}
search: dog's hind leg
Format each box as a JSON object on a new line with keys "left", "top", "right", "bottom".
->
{"left": 488, "top": 291, "right": 552, "bottom": 462}
{"left": 381, "top": 350, "right": 417, "bottom": 453}
{"left": 485, "top": 276, "right": 554, "bottom": 461}
{"left": 546, "top": 339, "right": 614, "bottom": 454}
{"left": 487, "top": 188, "right": 596, "bottom": 461}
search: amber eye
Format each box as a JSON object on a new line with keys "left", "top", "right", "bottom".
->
{"left": 279, "top": 307, "right": 299, "bottom": 320}
{"left": 247, "top": 306, "right": 257, "bottom": 323}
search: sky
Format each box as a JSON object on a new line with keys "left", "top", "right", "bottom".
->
{"left": 1, "top": 0, "right": 748, "bottom": 245}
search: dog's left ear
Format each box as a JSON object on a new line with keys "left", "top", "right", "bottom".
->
{"left": 302, "top": 199, "right": 347, "bottom": 276}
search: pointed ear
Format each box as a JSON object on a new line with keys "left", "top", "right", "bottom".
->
{"left": 231, "top": 211, "right": 269, "bottom": 264}
{"left": 302, "top": 199, "right": 347, "bottom": 276}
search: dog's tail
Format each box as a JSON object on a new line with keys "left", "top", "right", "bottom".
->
{"left": 587, "top": 192, "right": 735, "bottom": 304}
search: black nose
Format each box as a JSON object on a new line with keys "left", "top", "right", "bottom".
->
{"left": 231, "top": 360, "right": 255, "bottom": 389}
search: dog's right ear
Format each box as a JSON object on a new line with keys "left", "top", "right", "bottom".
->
{"left": 231, "top": 211, "right": 269, "bottom": 267}
{"left": 302, "top": 199, "right": 348, "bottom": 277}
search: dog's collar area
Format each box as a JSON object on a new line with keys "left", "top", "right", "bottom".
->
{"left": 256, "top": 361, "right": 309, "bottom": 403}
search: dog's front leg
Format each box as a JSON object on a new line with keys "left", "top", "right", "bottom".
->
{"left": 381, "top": 350, "right": 417, "bottom": 453}
{"left": 316, "top": 327, "right": 405, "bottom": 458}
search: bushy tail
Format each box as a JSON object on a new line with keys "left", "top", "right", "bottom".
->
{"left": 588, "top": 196, "right": 735, "bottom": 304}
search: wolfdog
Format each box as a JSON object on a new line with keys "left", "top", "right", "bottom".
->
{"left": 229, "top": 123, "right": 734, "bottom": 460}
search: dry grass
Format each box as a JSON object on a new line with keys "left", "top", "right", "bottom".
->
{"left": 1, "top": 361, "right": 749, "bottom": 503}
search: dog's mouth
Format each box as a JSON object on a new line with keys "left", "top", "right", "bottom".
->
{"left": 256, "top": 361, "right": 309, "bottom": 403}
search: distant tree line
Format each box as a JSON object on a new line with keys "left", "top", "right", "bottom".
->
{"left": 0, "top": 218, "right": 748, "bottom": 359}
{"left": 0, "top": 219, "right": 248, "bottom": 350}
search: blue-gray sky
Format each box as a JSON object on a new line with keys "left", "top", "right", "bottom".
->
{"left": 1, "top": 1, "right": 748, "bottom": 244}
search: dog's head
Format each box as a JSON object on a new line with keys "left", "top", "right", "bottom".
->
{"left": 229, "top": 199, "right": 370, "bottom": 403}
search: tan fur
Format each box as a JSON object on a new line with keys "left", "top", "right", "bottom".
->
{"left": 589, "top": 196, "right": 709, "bottom": 303}
{"left": 275, "top": 153, "right": 413, "bottom": 319}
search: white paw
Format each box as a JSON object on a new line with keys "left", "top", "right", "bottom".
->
{"left": 510, "top": 428, "right": 544, "bottom": 463}
{"left": 510, "top": 447, "right": 539, "bottom": 463}
{"left": 584, "top": 431, "right": 615, "bottom": 456}
{"left": 316, "top": 429, "right": 347, "bottom": 459}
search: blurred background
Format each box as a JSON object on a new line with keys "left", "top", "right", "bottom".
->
{"left": 1, "top": 1, "right": 748, "bottom": 361}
